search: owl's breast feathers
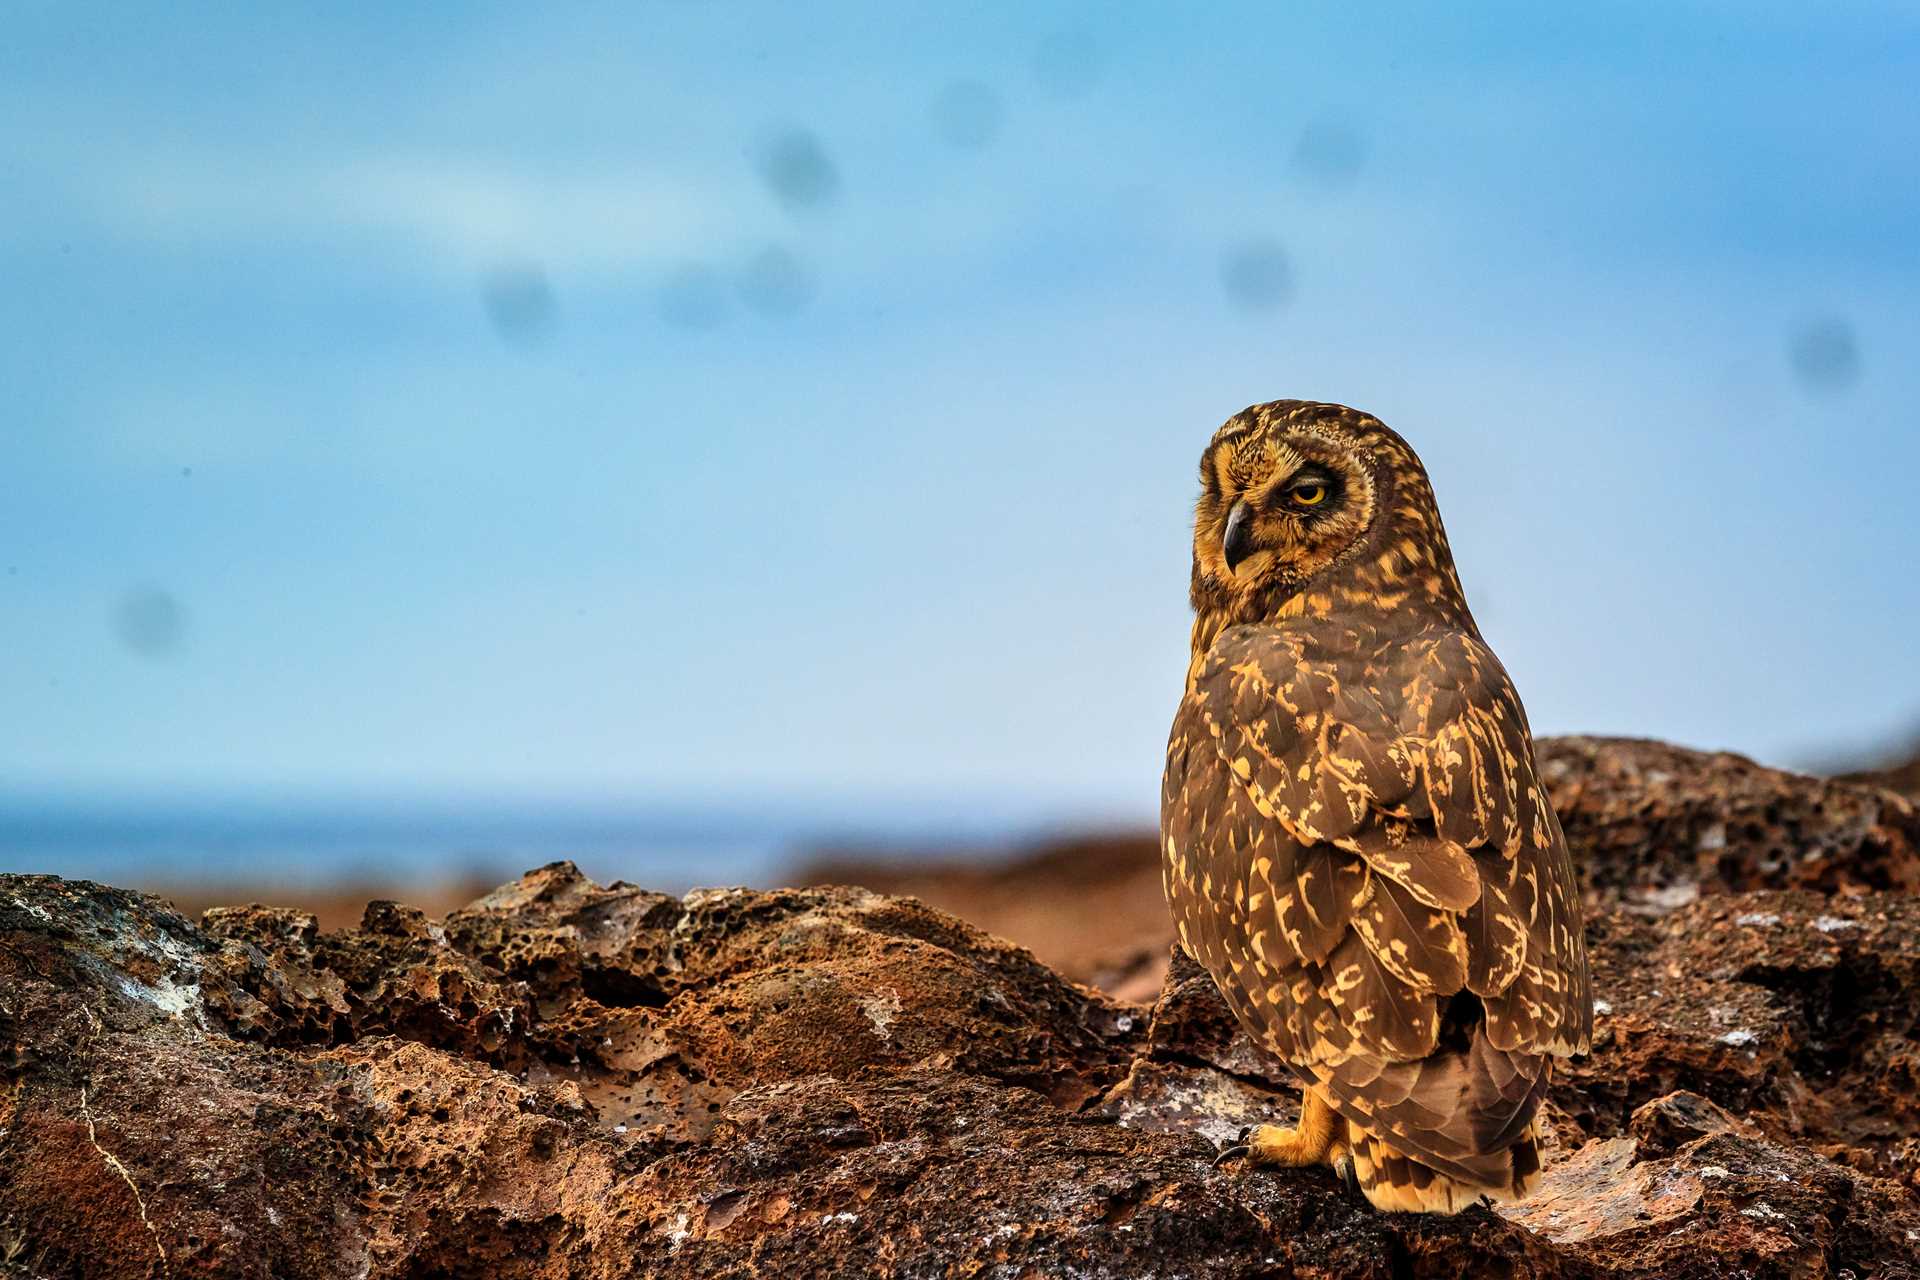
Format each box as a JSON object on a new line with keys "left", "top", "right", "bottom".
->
{"left": 1162, "top": 619, "right": 1593, "bottom": 1188}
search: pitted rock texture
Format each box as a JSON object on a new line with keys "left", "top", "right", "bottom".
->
{"left": 1541, "top": 736, "right": 1920, "bottom": 906}
{"left": 2, "top": 871, "right": 1558, "bottom": 1279}
{"left": 1558, "top": 891, "right": 1920, "bottom": 1187}
{"left": 3, "top": 736, "right": 1919, "bottom": 1279}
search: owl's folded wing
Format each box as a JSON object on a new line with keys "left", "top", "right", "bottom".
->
{"left": 1163, "top": 622, "right": 1592, "bottom": 1177}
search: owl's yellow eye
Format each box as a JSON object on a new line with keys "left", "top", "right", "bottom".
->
{"left": 1288, "top": 482, "right": 1328, "bottom": 508}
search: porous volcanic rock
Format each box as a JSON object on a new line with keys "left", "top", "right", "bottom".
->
{"left": 2, "top": 870, "right": 1564, "bottom": 1279}
{"left": 3, "top": 735, "right": 1919, "bottom": 1278}
{"left": 1541, "top": 736, "right": 1920, "bottom": 908}
{"left": 801, "top": 832, "right": 1176, "bottom": 1001}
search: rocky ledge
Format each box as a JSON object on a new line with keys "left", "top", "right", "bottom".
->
{"left": 2, "top": 737, "right": 1919, "bottom": 1278}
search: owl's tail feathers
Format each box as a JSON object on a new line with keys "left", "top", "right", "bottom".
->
{"left": 1346, "top": 1119, "right": 1543, "bottom": 1215}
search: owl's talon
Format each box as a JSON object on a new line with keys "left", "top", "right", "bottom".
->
{"left": 1329, "top": 1132, "right": 1356, "bottom": 1190}
{"left": 1212, "top": 1142, "right": 1251, "bottom": 1167}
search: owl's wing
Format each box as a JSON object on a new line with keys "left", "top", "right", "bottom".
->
{"left": 1163, "top": 622, "right": 1591, "bottom": 1182}
{"left": 1381, "top": 628, "right": 1592, "bottom": 1060}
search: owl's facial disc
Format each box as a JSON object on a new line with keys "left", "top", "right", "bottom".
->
{"left": 1195, "top": 434, "right": 1377, "bottom": 607}
{"left": 1219, "top": 463, "right": 1346, "bottom": 581}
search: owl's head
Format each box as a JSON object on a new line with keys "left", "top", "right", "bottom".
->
{"left": 1189, "top": 400, "right": 1469, "bottom": 640}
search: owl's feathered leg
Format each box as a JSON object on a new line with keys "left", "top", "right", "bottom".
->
{"left": 1214, "top": 1088, "right": 1349, "bottom": 1176}
{"left": 1248, "top": 1087, "right": 1338, "bottom": 1166}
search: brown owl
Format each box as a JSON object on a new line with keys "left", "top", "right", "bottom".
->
{"left": 1161, "top": 399, "right": 1592, "bottom": 1214}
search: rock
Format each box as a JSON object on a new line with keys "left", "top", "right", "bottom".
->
{"left": 435, "top": 871, "right": 1140, "bottom": 1133}
{"left": 1558, "top": 891, "right": 1920, "bottom": 1190}
{"left": 3, "top": 734, "right": 1919, "bottom": 1278}
{"left": 629, "top": 1070, "right": 1574, "bottom": 1280}
{"left": 1831, "top": 732, "right": 1920, "bottom": 802}
{"left": 1626, "top": 1089, "right": 1757, "bottom": 1156}
{"left": 198, "top": 898, "right": 534, "bottom": 1064}
{"left": 2, "top": 868, "right": 1564, "bottom": 1279}
{"left": 1540, "top": 736, "right": 1920, "bottom": 908}
{"left": 797, "top": 831, "right": 1175, "bottom": 1000}
{"left": 1499, "top": 1134, "right": 1701, "bottom": 1246}
{"left": 1503, "top": 1109, "right": 1920, "bottom": 1278}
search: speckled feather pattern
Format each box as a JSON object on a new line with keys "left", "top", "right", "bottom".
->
{"left": 1162, "top": 401, "right": 1593, "bottom": 1213}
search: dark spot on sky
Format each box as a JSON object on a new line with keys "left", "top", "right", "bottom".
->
{"left": 1220, "top": 240, "right": 1292, "bottom": 313}
{"left": 482, "top": 262, "right": 558, "bottom": 347}
{"left": 115, "top": 587, "right": 185, "bottom": 658}
{"left": 180, "top": 466, "right": 193, "bottom": 478}
{"left": 757, "top": 129, "right": 839, "bottom": 212}
{"left": 1033, "top": 31, "right": 1103, "bottom": 99}
{"left": 738, "top": 246, "right": 815, "bottom": 317}
{"left": 929, "top": 81, "right": 1002, "bottom": 151}
{"left": 1788, "top": 317, "right": 1859, "bottom": 394}
{"left": 1292, "top": 118, "right": 1367, "bottom": 191}
{"left": 660, "top": 265, "right": 728, "bottom": 330}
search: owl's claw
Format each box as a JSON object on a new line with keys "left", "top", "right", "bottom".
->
{"left": 1329, "top": 1131, "right": 1357, "bottom": 1191}
{"left": 1212, "top": 1125, "right": 1256, "bottom": 1167}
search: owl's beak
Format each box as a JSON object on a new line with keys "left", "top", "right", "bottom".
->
{"left": 1222, "top": 500, "right": 1255, "bottom": 572}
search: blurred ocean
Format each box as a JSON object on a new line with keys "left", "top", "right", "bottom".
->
{"left": 0, "top": 790, "right": 1118, "bottom": 895}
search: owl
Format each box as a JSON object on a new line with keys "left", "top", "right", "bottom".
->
{"left": 1161, "top": 400, "right": 1592, "bottom": 1214}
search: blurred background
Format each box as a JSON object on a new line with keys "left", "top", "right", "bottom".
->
{"left": 3, "top": 2, "right": 1917, "bottom": 923}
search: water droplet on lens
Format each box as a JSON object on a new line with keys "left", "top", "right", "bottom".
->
{"left": 1220, "top": 240, "right": 1292, "bottom": 313}
{"left": 738, "top": 246, "right": 815, "bottom": 317}
{"left": 757, "top": 130, "right": 840, "bottom": 212}
{"left": 930, "top": 82, "right": 1002, "bottom": 151}
{"left": 481, "top": 262, "right": 558, "bottom": 346}
{"left": 1292, "top": 118, "right": 1367, "bottom": 191}
{"left": 1787, "top": 317, "right": 1859, "bottom": 395}
{"left": 114, "top": 587, "right": 186, "bottom": 658}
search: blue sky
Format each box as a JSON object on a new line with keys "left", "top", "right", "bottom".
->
{"left": 3, "top": 2, "right": 1917, "bottom": 839}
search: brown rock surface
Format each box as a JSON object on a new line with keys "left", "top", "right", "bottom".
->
{"left": 3, "top": 735, "right": 1919, "bottom": 1278}
{"left": 1831, "top": 730, "right": 1920, "bottom": 802}
{"left": 1543, "top": 736, "right": 1920, "bottom": 906}
{"left": 799, "top": 831, "right": 1175, "bottom": 1002}
{"left": 152, "top": 876, "right": 499, "bottom": 936}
